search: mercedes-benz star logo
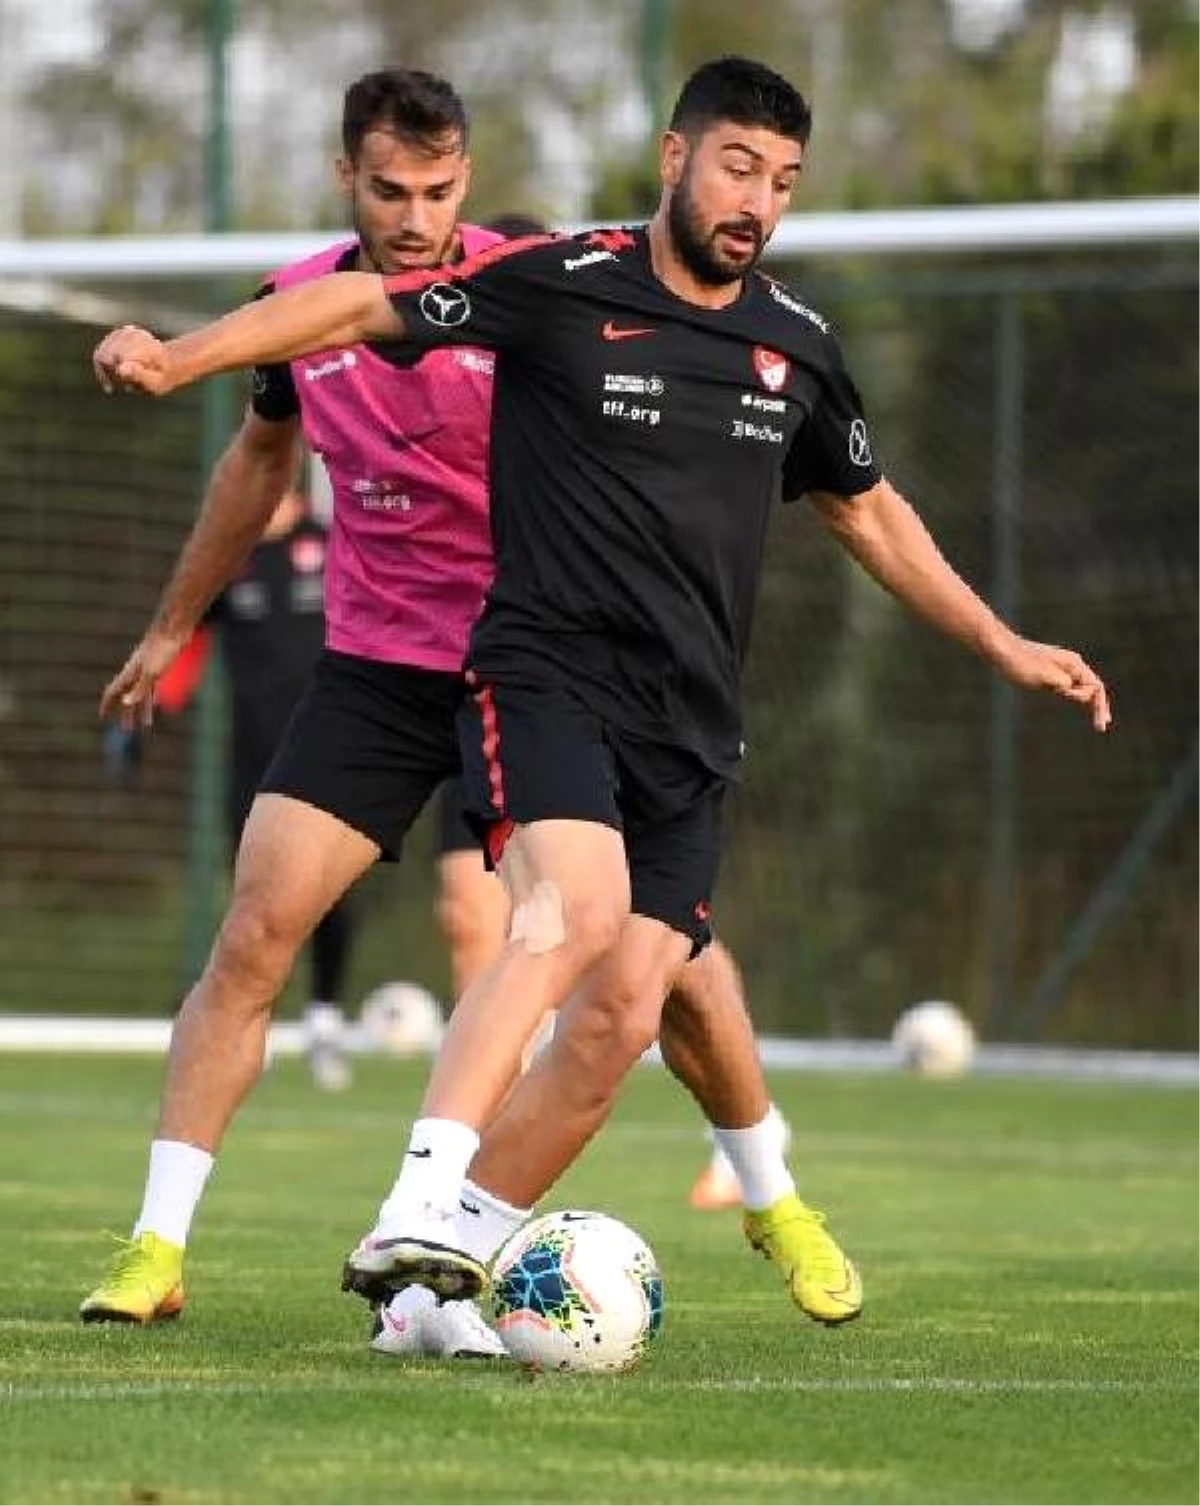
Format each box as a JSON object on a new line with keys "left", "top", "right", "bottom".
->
{"left": 419, "top": 282, "right": 471, "bottom": 328}
{"left": 848, "top": 418, "right": 873, "bottom": 467}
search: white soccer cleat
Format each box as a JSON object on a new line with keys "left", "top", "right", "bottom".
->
{"left": 370, "top": 1288, "right": 507, "bottom": 1360}
{"left": 369, "top": 1287, "right": 431, "bottom": 1356}
{"left": 342, "top": 1214, "right": 487, "bottom": 1305}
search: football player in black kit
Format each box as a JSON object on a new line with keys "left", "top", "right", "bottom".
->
{"left": 94, "top": 55, "right": 1111, "bottom": 1327}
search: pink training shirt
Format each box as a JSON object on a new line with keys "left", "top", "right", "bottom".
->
{"left": 272, "top": 224, "right": 504, "bottom": 671}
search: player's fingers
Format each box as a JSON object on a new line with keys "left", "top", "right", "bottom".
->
{"left": 1050, "top": 650, "right": 1111, "bottom": 732}
{"left": 93, "top": 328, "right": 137, "bottom": 391}
{"left": 98, "top": 668, "right": 134, "bottom": 720}
{"left": 115, "top": 358, "right": 156, "bottom": 393}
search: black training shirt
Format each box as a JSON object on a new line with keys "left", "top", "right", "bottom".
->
{"left": 382, "top": 226, "right": 881, "bottom": 775}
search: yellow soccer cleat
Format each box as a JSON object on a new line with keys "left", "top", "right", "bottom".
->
{"left": 79, "top": 1232, "right": 186, "bottom": 1324}
{"left": 743, "top": 1193, "right": 862, "bottom": 1326}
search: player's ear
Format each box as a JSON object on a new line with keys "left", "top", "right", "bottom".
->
{"left": 458, "top": 154, "right": 473, "bottom": 204}
{"left": 660, "top": 130, "right": 687, "bottom": 189}
{"left": 334, "top": 155, "right": 354, "bottom": 200}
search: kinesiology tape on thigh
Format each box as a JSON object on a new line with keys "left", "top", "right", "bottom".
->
{"left": 509, "top": 879, "right": 566, "bottom": 954}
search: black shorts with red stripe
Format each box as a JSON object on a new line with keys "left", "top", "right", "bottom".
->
{"left": 260, "top": 649, "right": 463, "bottom": 861}
{"left": 457, "top": 671, "right": 724, "bottom": 953}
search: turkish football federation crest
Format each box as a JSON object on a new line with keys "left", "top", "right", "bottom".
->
{"left": 752, "top": 346, "right": 789, "bottom": 393}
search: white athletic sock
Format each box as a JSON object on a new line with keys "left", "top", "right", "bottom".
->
{"left": 712, "top": 1108, "right": 794, "bottom": 1211}
{"left": 705, "top": 1102, "right": 787, "bottom": 1177}
{"left": 455, "top": 1178, "right": 530, "bottom": 1265}
{"left": 131, "top": 1139, "right": 215, "bottom": 1247}
{"left": 374, "top": 1117, "right": 480, "bottom": 1237}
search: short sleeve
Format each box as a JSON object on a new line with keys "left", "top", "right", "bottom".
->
{"left": 246, "top": 281, "right": 299, "bottom": 421}
{"left": 782, "top": 350, "right": 882, "bottom": 502}
{"left": 382, "top": 241, "right": 543, "bottom": 355}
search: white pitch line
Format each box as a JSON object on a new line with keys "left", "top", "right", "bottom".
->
{"left": 1, "top": 1374, "right": 1187, "bottom": 1404}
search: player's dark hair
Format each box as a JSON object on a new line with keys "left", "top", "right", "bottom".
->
{"left": 485, "top": 212, "right": 549, "bottom": 239}
{"left": 668, "top": 56, "right": 811, "bottom": 147}
{"left": 342, "top": 68, "right": 469, "bottom": 160}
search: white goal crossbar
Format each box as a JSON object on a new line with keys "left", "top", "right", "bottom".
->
{"left": 0, "top": 197, "right": 1194, "bottom": 281}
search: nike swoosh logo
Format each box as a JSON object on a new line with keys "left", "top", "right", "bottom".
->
{"left": 602, "top": 320, "right": 655, "bottom": 341}
{"left": 459, "top": 1201, "right": 481, "bottom": 1217}
{"left": 407, "top": 1147, "right": 433, "bottom": 1159}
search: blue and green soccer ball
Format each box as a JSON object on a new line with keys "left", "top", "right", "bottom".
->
{"left": 489, "top": 1209, "right": 664, "bottom": 1372}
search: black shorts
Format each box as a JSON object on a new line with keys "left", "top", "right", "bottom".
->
{"left": 260, "top": 650, "right": 464, "bottom": 861}
{"left": 457, "top": 673, "right": 724, "bottom": 952}
{"left": 435, "top": 777, "right": 479, "bottom": 857}
{"left": 227, "top": 683, "right": 309, "bottom": 841}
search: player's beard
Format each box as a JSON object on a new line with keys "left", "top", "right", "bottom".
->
{"left": 667, "top": 167, "right": 765, "bottom": 287}
{"left": 351, "top": 192, "right": 456, "bottom": 275}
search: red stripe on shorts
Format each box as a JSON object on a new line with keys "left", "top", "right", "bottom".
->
{"left": 473, "top": 681, "right": 515, "bottom": 865}
{"left": 474, "top": 682, "right": 505, "bottom": 812}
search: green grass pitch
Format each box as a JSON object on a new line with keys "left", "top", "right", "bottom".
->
{"left": 1, "top": 1052, "right": 1195, "bottom": 1504}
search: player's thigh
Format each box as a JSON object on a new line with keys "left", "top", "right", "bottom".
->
{"left": 263, "top": 651, "right": 463, "bottom": 860}
{"left": 501, "top": 819, "right": 630, "bottom": 942}
{"left": 230, "top": 792, "right": 379, "bottom": 943}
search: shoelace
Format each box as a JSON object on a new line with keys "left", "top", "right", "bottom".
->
{"left": 98, "top": 1233, "right": 149, "bottom": 1284}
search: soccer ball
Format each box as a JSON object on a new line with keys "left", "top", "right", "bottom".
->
{"left": 489, "top": 1210, "right": 664, "bottom": 1373}
{"left": 358, "top": 981, "right": 445, "bottom": 1057}
{"left": 891, "top": 999, "right": 977, "bottom": 1078}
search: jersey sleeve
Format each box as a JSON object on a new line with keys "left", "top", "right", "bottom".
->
{"left": 381, "top": 240, "right": 546, "bottom": 356}
{"left": 782, "top": 347, "right": 882, "bottom": 502}
{"left": 247, "top": 281, "right": 300, "bottom": 421}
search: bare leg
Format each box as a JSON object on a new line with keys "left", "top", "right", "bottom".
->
{"left": 158, "top": 794, "right": 378, "bottom": 1149}
{"left": 659, "top": 937, "right": 769, "bottom": 1129}
{"left": 435, "top": 849, "right": 510, "bottom": 1001}
{"left": 468, "top": 915, "right": 691, "bottom": 1206}
{"left": 416, "top": 820, "right": 629, "bottom": 1130}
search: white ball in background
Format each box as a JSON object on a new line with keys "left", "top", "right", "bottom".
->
{"left": 891, "top": 999, "right": 977, "bottom": 1079}
{"left": 358, "top": 981, "right": 445, "bottom": 1057}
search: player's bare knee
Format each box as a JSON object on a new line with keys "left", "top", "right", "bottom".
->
{"left": 209, "top": 899, "right": 303, "bottom": 1002}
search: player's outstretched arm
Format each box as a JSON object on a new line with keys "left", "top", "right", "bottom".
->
{"left": 93, "top": 273, "right": 403, "bottom": 397}
{"left": 810, "top": 478, "right": 1112, "bottom": 732}
{"left": 99, "top": 413, "right": 301, "bottom": 729}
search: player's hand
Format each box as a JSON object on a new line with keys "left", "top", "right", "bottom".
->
{"left": 93, "top": 325, "right": 176, "bottom": 396}
{"left": 99, "top": 629, "right": 190, "bottom": 730}
{"left": 992, "top": 633, "right": 1112, "bottom": 732}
